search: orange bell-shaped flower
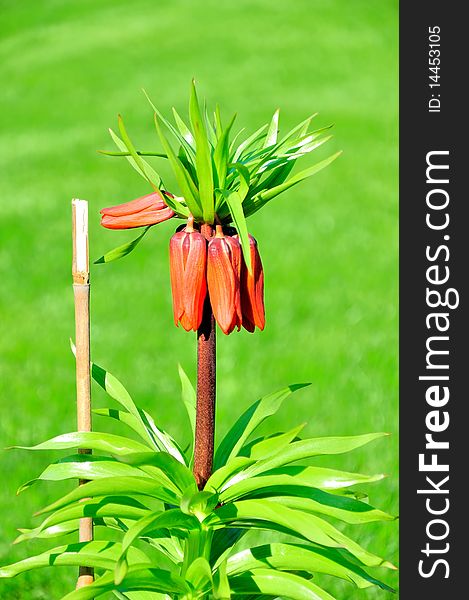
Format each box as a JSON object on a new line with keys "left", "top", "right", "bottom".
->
{"left": 100, "top": 192, "right": 175, "bottom": 229}
{"left": 207, "top": 226, "right": 242, "bottom": 335}
{"left": 169, "top": 221, "right": 207, "bottom": 332}
{"left": 238, "top": 234, "right": 265, "bottom": 332}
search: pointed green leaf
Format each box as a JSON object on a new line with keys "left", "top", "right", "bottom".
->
{"left": 180, "top": 488, "right": 219, "bottom": 520}
{"left": 230, "top": 568, "right": 336, "bottom": 600}
{"left": 207, "top": 500, "right": 395, "bottom": 569}
{"left": 213, "top": 559, "right": 231, "bottom": 599}
{"left": 0, "top": 541, "right": 153, "bottom": 578}
{"left": 116, "top": 510, "right": 200, "bottom": 582}
{"left": 203, "top": 100, "right": 218, "bottom": 146}
{"left": 214, "top": 384, "right": 310, "bottom": 469}
{"left": 21, "top": 498, "right": 150, "bottom": 543}
{"left": 139, "top": 409, "right": 187, "bottom": 465}
{"left": 185, "top": 557, "right": 213, "bottom": 591}
{"left": 214, "top": 114, "right": 236, "bottom": 189}
{"left": 228, "top": 162, "right": 250, "bottom": 198}
{"left": 263, "top": 109, "right": 279, "bottom": 148}
{"left": 277, "top": 114, "right": 318, "bottom": 146}
{"left": 95, "top": 226, "right": 151, "bottom": 264}
{"left": 247, "top": 424, "right": 306, "bottom": 460}
{"left": 214, "top": 105, "right": 223, "bottom": 138}
{"left": 221, "top": 190, "right": 251, "bottom": 271}
{"left": 115, "top": 452, "right": 196, "bottom": 495}
{"left": 178, "top": 364, "right": 196, "bottom": 446}
{"left": 11, "top": 431, "right": 151, "bottom": 456}
{"left": 248, "top": 160, "right": 295, "bottom": 199}
{"left": 93, "top": 408, "right": 151, "bottom": 441}
{"left": 220, "top": 464, "right": 386, "bottom": 498}
{"left": 189, "top": 81, "right": 214, "bottom": 222}
{"left": 219, "top": 474, "right": 393, "bottom": 525}
{"left": 241, "top": 432, "right": 389, "bottom": 480}
{"left": 233, "top": 124, "right": 268, "bottom": 162}
{"left": 217, "top": 162, "right": 250, "bottom": 217}
{"left": 61, "top": 566, "right": 189, "bottom": 600}
{"left": 91, "top": 361, "right": 158, "bottom": 450}
{"left": 99, "top": 150, "right": 168, "bottom": 158}
{"left": 206, "top": 457, "right": 256, "bottom": 494}
{"left": 225, "top": 544, "right": 394, "bottom": 592}
{"left": 91, "top": 361, "right": 186, "bottom": 463}
{"left": 14, "top": 521, "right": 79, "bottom": 544}
{"left": 245, "top": 152, "right": 342, "bottom": 217}
{"left": 228, "top": 127, "right": 246, "bottom": 156}
{"left": 113, "top": 118, "right": 192, "bottom": 216}
{"left": 268, "top": 494, "right": 395, "bottom": 525}
{"left": 17, "top": 454, "right": 150, "bottom": 494}
{"left": 109, "top": 127, "right": 162, "bottom": 190}
{"left": 154, "top": 114, "right": 202, "bottom": 219}
{"left": 143, "top": 90, "right": 196, "bottom": 163}
{"left": 172, "top": 108, "right": 195, "bottom": 146}
{"left": 38, "top": 477, "right": 180, "bottom": 516}
{"left": 113, "top": 593, "right": 167, "bottom": 600}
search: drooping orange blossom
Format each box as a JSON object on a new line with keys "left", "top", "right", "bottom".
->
{"left": 100, "top": 193, "right": 265, "bottom": 336}
{"left": 100, "top": 191, "right": 175, "bottom": 229}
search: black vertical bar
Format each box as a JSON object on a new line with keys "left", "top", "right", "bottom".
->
{"left": 400, "top": 2, "right": 464, "bottom": 597}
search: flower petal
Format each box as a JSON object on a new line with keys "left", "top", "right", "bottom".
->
{"left": 101, "top": 206, "right": 174, "bottom": 229}
{"left": 183, "top": 232, "right": 207, "bottom": 331}
{"left": 179, "top": 312, "right": 193, "bottom": 332}
{"left": 100, "top": 192, "right": 166, "bottom": 217}
{"left": 207, "top": 238, "right": 237, "bottom": 335}
{"left": 240, "top": 234, "right": 265, "bottom": 331}
{"left": 225, "top": 236, "right": 242, "bottom": 331}
{"left": 169, "top": 231, "right": 186, "bottom": 325}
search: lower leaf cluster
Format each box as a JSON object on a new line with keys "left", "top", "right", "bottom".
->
{"left": 1, "top": 362, "right": 396, "bottom": 599}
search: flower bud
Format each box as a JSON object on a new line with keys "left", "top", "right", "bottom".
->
{"left": 237, "top": 234, "right": 265, "bottom": 332}
{"left": 169, "top": 225, "right": 207, "bottom": 331}
{"left": 100, "top": 192, "right": 175, "bottom": 229}
{"left": 207, "top": 227, "right": 242, "bottom": 335}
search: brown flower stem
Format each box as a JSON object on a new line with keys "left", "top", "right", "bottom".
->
{"left": 193, "top": 224, "right": 216, "bottom": 489}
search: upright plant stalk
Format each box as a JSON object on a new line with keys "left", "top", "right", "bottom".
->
{"left": 193, "top": 224, "right": 216, "bottom": 489}
{"left": 71, "top": 199, "right": 94, "bottom": 588}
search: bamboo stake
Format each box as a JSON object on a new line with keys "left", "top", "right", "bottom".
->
{"left": 72, "top": 199, "right": 94, "bottom": 588}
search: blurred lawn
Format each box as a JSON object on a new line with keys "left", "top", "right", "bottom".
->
{"left": 0, "top": 0, "right": 398, "bottom": 598}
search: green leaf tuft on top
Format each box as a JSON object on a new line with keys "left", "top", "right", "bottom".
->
{"left": 101, "top": 82, "right": 340, "bottom": 266}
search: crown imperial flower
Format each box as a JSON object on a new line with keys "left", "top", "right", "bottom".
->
{"left": 238, "top": 233, "right": 265, "bottom": 332}
{"left": 207, "top": 226, "right": 243, "bottom": 335}
{"left": 98, "top": 83, "right": 339, "bottom": 337}
{"left": 167, "top": 223, "right": 264, "bottom": 336}
{"left": 100, "top": 192, "right": 175, "bottom": 229}
{"left": 169, "top": 220, "right": 207, "bottom": 332}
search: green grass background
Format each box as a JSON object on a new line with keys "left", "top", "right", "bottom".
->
{"left": 0, "top": 0, "right": 398, "bottom": 597}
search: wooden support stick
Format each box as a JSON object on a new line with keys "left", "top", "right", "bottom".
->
{"left": 72, "top": 199, "right": 94, "bottom": 588}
